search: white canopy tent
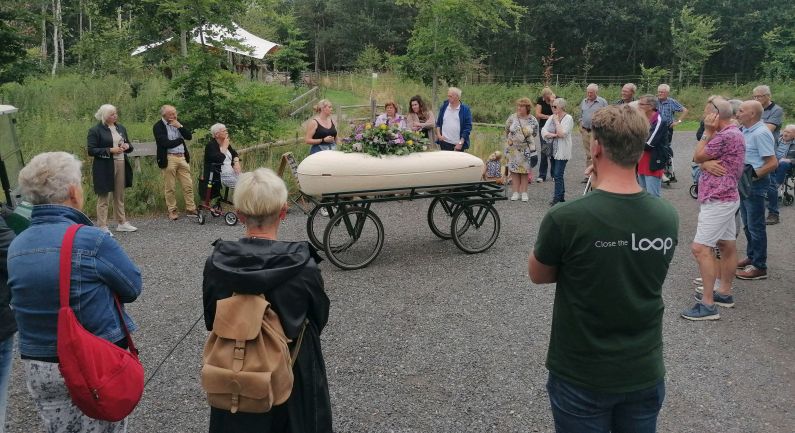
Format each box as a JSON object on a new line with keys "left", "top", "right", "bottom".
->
{"left": 131, "top": 23, "right": 279, "bottom": 59}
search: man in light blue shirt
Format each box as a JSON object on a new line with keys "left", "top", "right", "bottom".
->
{"left": 735, "top": 100, "right": 778, "bottom": 281}
{"left": 578, "top": 83, "right": 608, "bottom": 179}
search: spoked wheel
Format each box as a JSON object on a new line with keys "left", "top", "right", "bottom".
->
{"left": 451, "top": 203, "right": 500, "bottom": 254}
{"left": 784, "top": 194, "right": 794, "bottom": 206}
{"left": 224, "top": 211, "right": 238, "bottom": 226}
{"left": 197, "top": 209, "right": 206, "bottom": 225}
{"left": 306, "top": 204, "right": 335, "bottom": 250}
{"left": 427, "top": 197, "right": 460, "bottom": 239}
{"left": 323, "top": 206, "right": 384, "bottom": 270}
{"left": 689, "top": 184, "right": 698, "bottom": 199}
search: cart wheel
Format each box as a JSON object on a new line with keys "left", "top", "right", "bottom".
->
{"left": 427, "top": 197, "right": 459, "bottom": 240}
{"left": 224, "top": 211, "right": 238, "bottom": 226}
{"left": 323, "top": 206, "right": 384, "bottom": 270}
{"left": 785, "top": 194, "right": 794, "bottom": 206}
{"left": 197, "top": 210, "right": 206, "bottom": 225}
{"left": 306, "top": 205, "right": 334, "bottom": 250}
{"left": 689, "top": 184, "right": 698, "bottom": 199}
{"left": 451, "top": 203, "right": 500, "bottom": 254}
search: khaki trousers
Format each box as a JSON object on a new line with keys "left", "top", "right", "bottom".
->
{"left": 163, "top": 155, "right": 196, "bottom": 214}
{"left": 581, "top": 128, "right": 593, "bottom": 166}
{"left": 96, "top": 159, "right": 126, "bottom": 228}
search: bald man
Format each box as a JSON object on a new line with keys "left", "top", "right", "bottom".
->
{"left": 735, "top": 100, "right": 777, "bottom": 280}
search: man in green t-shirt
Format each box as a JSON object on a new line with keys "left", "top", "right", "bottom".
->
{"left": 529, "top": 105, "right": 679, "bottom": 433}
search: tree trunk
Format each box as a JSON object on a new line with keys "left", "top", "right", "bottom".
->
{"left": 116, "top": 7, "right": 122, "bottom": 31}
{"left": 180, "top": 30, "right": 188, "bottom": 57}
{"left": 40, "top": 1, "right": 48, "bottom": 64}
{"left": 50, "top": 0, "right": 60, "bottom": 76}
{"left": 432, "top": 71, "right": 438, "bottom": 111}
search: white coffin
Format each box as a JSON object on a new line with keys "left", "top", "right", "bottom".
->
{"left": 297, "top": 151, "right": 484, "bottom": 196}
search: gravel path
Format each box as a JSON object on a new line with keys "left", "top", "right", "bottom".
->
{"left": 5, "top": 132, "right": 794, "bottom": 432}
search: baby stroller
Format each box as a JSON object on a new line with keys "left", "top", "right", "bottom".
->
{"left": 689, "top": 163, "right": 700, "bottom": 199}
{"left": 197, "top": 163, "right": 238, "bottom": 226}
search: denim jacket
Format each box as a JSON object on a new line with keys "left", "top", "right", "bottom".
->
{"left": 8, "top": 205, "right": 142, "bottom": 358}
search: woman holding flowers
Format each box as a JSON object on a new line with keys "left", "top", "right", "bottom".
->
{"left": 406, "top": 95, "right": 436, "bottom": 141}
{"left": 374, "top": 101, "right": 407, "bottom": 129}
{"left": 305, "top": 99, "right": 338, "bottom": 155}
{"left": 504, "top": 97, "right": 540, "bottom": 202}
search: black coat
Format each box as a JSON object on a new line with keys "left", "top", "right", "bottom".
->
{"left": 202, "top": 138, "right": 239, "bottom": 181}
{"left": 86, "top": 123, "right": 134, "bottom": 194}
{"left": 0, "top": 217, "right": 16, "bottom": 342}
{"left": 153, "top": 119, "right": 193, "bottom": 168}
{"left": 203, "top": 238, "right": 332, "bottom": 433}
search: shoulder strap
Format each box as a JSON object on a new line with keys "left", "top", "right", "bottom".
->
{"left": 289, "top": 319, "right": 308, "bottom": 368}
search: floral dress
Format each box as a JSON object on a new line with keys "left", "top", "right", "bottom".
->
{"left": 504, "top": 113, "right": 540, "bottom": 174}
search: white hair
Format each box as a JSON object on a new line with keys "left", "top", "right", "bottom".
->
{"left": 160, "top": 104, "right": 176, "bottom": 116}
{"left": 587, "top": 83, "right": 599, "bottom": 92}
{"left": 752, "top": 85, "right": 771, "bottom": 96}
{"left": 94, "top": 104, "right": 117, "bottom": 124}
{"left": 447, "top": 87, "right": 462, "bottom": 98}
{"left": 233, "top": 168, "right": 288, "bottom": 228}
{"left": 623, "top": 83, "right": 637, "bottom": 92}
{"left": 554, "top": 97, "right": 567, "bottom": 111}
{"left": 18, "top": 152, "right": 82, "bottom": 205}
{"left": 210, "top": 123, "right": 227, "bottom": 136}
{"left": 784, "top": 124, "right": 795, "bottom": 132}
{"left": 657, "top": 84, "right": 670, "bottom": 92}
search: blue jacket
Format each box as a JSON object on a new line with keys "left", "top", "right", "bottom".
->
{"left": 435, "top": 101, "right": 473, "bottom": 150}
{"left": 8, "top": 205, "right": 142, "bottom": 358}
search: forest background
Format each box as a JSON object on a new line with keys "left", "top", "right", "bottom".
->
{"left": 0, "top": 0, "right": 793, "bottom": 215}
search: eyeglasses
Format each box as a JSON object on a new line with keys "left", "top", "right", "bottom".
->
{"left": 710, "top": 101, "right": 719, "bottom": 112}
{"left": 752, "top": 94, "right": 768, "bottom": 99}
{"left": 551, "top": 105, "right": 559, "bottom": 109}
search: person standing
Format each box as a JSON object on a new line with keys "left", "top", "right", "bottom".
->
{"left": 614, "top": 83, "right": 637, "bottom": 105}
{"left": 542, "top": 98, "right": 574, "bottom": 205}
{"left": 681, "top": 98, "right": 745, "bottom": 321}
{"left": 435, "top": 87, "right": 473, "bottom": 152}
{"left": 579, "top": 84, "right": 608, "bottom": 182}
{"left": 504, "top": 98, "right": 539, "bottom": 202}
{"left": 153, "top": 104, "right": 197, "bottom": 221}
{"left": 87, "top": 104, "right": 137, "bottom": 234}
{"left": 752, "top": 85, "right": 786, "bottom": 225}
{"left": 535, "top": 87, "right": 556, "bottom": 183}
{"left": 656, "top": 84, "right": 688, "bottom": 145}
{"left": 529, "top": 105, "right": 678, "bottom": 432}
{"left": 0, "top": 217, "right": 15, "bottom": 433}
{"left": 304, "top": 99, "right": 338, "bottom": 155}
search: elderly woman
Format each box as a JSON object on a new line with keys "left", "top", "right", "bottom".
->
{"left": 542, "top": 98, "right": 574, "bottom": 205}
{"left": 203, "top": 123, "right": 241, "bottom": 189}
{"left": 8, "top": 152, "right": 142, "bottom": 433}
{"left": 305, "top": 99, "right": 338, "bottom": 155}
{"left": 535, "top": 87, "right": 556, "bottom": 182}
{"left": 202, "top": 168, "right": 332, "bottom": 433}
{"left": 406, "top": 95, "right": 436, "bottom": 140}
{"left": 374, "top": 100, "right": 407, "bottom": 129}
{"left": 87, "top": 104, "right": 136, "bottom": 234}
{"left": 504, "top": 97, "right": 540, "bottom": 202}
{"left": 637, "top": 95, "right": 667, "bottom": 197}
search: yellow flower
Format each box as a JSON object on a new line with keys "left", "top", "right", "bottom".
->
{"left": 407, "top": 140, "right": 414, "bottom": 146}
{"left": 380, "top": 123, "right": 387, "bottom": 130}
{"left": 365, "top": 123, "right": 372, "bottom": 129}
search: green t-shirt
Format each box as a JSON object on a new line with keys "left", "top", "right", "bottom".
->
{"left": 534, "top": 189, "right": 679, "bottom": 393}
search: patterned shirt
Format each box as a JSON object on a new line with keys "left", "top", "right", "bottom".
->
{"left": 698, "top": 124, "right": 745, "bottom": 203}
{"left": 657, "top": 98, "right": 684, "bottom": 127}
{"left": 579, "top": 96, "right": 608, "bottom": 129}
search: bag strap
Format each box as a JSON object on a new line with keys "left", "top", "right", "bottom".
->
{"left": 59, "top": 224, "right": 138, "bottom": 356}
{"left": 290, "top": 320, "right": 308, "bottom": 368}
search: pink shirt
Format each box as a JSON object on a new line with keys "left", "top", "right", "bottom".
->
{"left": 698, "top": 124, "right": 745, "bottom": 203}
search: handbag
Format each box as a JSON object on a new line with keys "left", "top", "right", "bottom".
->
{"left": 57, "top": 224, "right": 144, "bottom": 422}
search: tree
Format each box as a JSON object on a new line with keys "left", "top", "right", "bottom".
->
{"left": 760, "top": 26, "right": 795, "bottom": 81}
{"left": 0, "top": 6, "right": 33, "bottom": 84}
{"left": 272, "top": 28, "right": 310, "bottom": 87}
{"left": 670, "top": 6, "right": 723, "bottom": 86}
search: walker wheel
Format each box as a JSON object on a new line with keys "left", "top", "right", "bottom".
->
{"left": 224, "top": 212, "right": 238, "bottom": 226}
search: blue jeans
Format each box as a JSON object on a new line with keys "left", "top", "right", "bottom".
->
{"left": 638, "top": 175, "right": 662, "bottom": 197}
{"left": 547, "top": 373, "right": 665, "bottom": 433}
{"left": 740, "top": 178, "right": 768, "bottom": 269}
{"left": 0, "top": 335, "right": 13, "bottom": 433}
{"left": 552, "top": 159, "right": 567, "bottom": 202}
{"left": 774, "top": 160, "right": 792, "bottom": 185}
{"left": 766, "top": 174, "right": 779, "bottom": 215}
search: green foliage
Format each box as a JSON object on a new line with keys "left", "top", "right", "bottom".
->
{"left": 71, "top": 25, "right": 144, "bottom": 79}
{"left": 760, "top": 26, "right": 795, "bottom": 81}
{"left": 339, "top": 122, "right": 429, "bottom": 156}
{"left": 671, "top": 6, "right": 723, "bottom": 86}
{"left": 271, "top": 29, "right": 310, "bottom": 86}
{"left": 639, "top": 64, "right": 670, "bottom": 93}
{"left": 354, "top": 45, "right": 386, "bottom": 72}
{"left": 0, "top": 6, "right": 33, "bottom": 84}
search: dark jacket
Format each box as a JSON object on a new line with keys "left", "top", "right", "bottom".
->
{"left": 202, "top": 138, "right": 239, "bottom": 181}
{"left": 153, "top": 119, "right": 193, "bottom": 169}
{"left": 203, "top": 238, "right": 332, "bottom": 433}
{"left": 86, "top": 123, "right": 134, "bottom": 194}
{"left": 435, "top": 100, "right": 473, "bottom": 150}
{"left": 645, "top": 112, "right": 668, "bottom": 171}
{"left": 0, "top": 216, "right": 16, "bottom": 342}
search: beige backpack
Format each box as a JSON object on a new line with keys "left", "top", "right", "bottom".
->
{"left": 201, "top": 294, "right": 304, "bottom": 413}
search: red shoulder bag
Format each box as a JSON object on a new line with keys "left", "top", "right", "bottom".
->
{"left": 56, "top": 224, "right": 144, "bottom": 421}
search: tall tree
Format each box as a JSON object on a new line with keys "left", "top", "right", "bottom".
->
{"left": 670, "top": 6, "right": 723, "bottom": 86}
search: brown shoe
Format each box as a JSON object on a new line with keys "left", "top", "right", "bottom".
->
{"left": 736, "top": 257, "right": 752, "bottom": 269}
{"left": 765, "top": 213, "right": 780, "bottom": 225}
{"left": 736, "top": 265, "right": 767, "bottom": 280}
{"left": 168, "top": 211, "right": 179, "bottom": 221}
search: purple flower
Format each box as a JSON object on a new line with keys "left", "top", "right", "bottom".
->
{"left": 355, "top": 133, "right": 363, "bottom": 140}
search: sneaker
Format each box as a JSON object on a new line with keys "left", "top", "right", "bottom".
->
{"left": 98, "top": 226, "right": 114, "bottom": 237}
{"left": 168, "top": 211, "right": 179, "bottom": 221}
{"left": 662, "top": 174, "right": 670, "bottom": 183}
{"left": 735, "top": 265, "right": 767, "bottom": 280}
{"left": 692, "top": 277, "right": 703, "bottom": 285}
{"left": 694, "top": 291, "right": 735, "bottom": 308}
{"left": 319, "top": 207, "right": 329, "bottom": 217}
{"left": 681, "top": 302, "right": 720, "bottom": 321}
{"left": 765, "top": 213, "right": 780, "bottom": 225}
{"left": 536, "top": 177, "right": 544, "bottom": 183}
{"left": 736, "top": 257, "right": 751, "bottom": 269}
{"left": 521, "top": 192, "right": 529, "bottom": 202}
{"left": 510, "top": 192, "right": 520, "bottom": 201}
{"left": 116, "top": 222, "right": 138, "bottom": 232}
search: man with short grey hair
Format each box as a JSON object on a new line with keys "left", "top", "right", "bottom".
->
{"left": 614, "top": 83, "right": 637, "bottom": 105}
{"left": 579, "top": 83, "right": 608, "bottom": 180}
{"left": 435, "top": 87, "right": 473, "bottom": 152}
{"left": 752, "top": 85, "right": 786, "bottom": 224}
{"left": 153, "top": 104, "right": 196, "bottom": 221}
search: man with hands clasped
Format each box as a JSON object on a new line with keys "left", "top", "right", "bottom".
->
{"left": 153, "top": 104, "right": 197, "bottom": 221}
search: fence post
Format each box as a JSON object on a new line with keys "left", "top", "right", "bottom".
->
{"left": 370, "top": 98, "right": 376, "bottom": 122}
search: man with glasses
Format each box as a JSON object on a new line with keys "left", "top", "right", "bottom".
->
{"left": 752, "top": 85, "right": 786, "bottom": 224}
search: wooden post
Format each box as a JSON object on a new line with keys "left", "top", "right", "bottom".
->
{"left": 277, "top": 152, "right": 311, "bottom": 214}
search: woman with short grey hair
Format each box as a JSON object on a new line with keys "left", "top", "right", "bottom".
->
{"left": 87, "top": 104, "right": 136, "bottom": 234}
{"left": 203, "top": 123, "right": 241, "bottom": 189}
{"left": 541, "top": 97, "right": 574, "bottom": 205}
{"left": 202, "top": 168, "right": 332, "bottom": 433}
{"left": 9, "top": 151, "right": 142, "bottom": 433}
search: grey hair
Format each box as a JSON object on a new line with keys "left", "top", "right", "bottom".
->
{"left": 94, "top": 104, "right": 117, "bottom": 124}
{"left": 448, "top": 87, "right": 462, "bottom": 98}
{"left": 210, "top": 123, "right": 227, "bottom": 136}
{"left": 18, "top": 152, "right": 82, "bottom": 205}
{"left": 160, "top": 104, "right": 176, "bottom": 116}
{"left": 554, "top": 97, "right": 567, "bottom": 111}
{"left": 784, "top": 124, "right": 795, "bottom": 132}
{"left": 639, "top": 94, "right": 658, "bottom": 109}
{"left": 623, "top": 83, "right": 637, "bottom": 92}
{"left": 752, "top": 85, "right": 771, "bottom": 96}
{"left": 707, "top": 97, "right": 733, "bottom": 120}
{"left": 728, "top": 99, "right": 742, "bottom": 116}
{"left": 658, "top": 84, "right": 670, "bottom": 92}
{"left": 233, "top": 168, "right": 288, "bottom": 228}
{"left": 587, "top": 83, "right": 599, "bottom": 92}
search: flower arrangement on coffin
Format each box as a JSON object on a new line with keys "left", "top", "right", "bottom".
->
{"left": 339, "top": 121, "right": 429, "bottom": 157}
